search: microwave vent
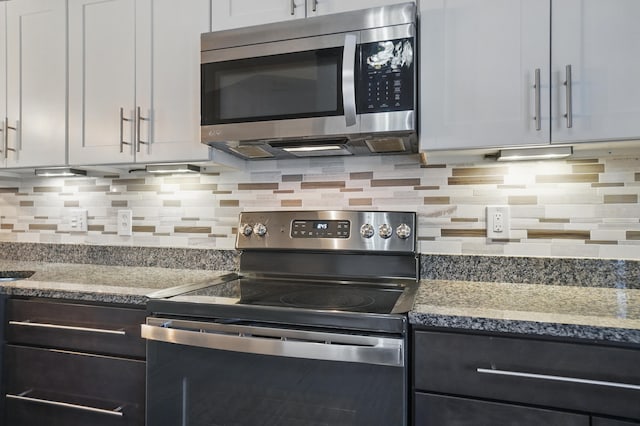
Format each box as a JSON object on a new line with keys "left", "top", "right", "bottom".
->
{"left": 229, "top": 145, "right": 274, "bottom": 159}
{"left": 365, "top": 138, "right": 406, "bottom": 153}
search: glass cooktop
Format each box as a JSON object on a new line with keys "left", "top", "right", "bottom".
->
{"left": 172, "top": 278, "right": 405, "bottom": 315}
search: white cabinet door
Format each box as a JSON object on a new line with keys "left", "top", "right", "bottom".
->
{"left": 551, "top": 0, "right": 640, "bottom": 143}
{"left": 419, "top": 0, "right": 550, "bottom": 151}
{"left": 5, "top": 0, "right": 67, "bottom": 168}
{"left": 0, "top": 3, "right": 6, "bottom": 167}
{"left": 307, "top": 0, "right": 401, "bottom": 17}
{"left": 211, "top": 0, "right": 305, "bottom": 31}
{"left": 69, "top": 0, "right": 136, "bottom": 165}
{"left": 135, "top": 0, "right": 211, "bottom": 163}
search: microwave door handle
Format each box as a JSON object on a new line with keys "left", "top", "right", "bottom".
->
{"left": 342, "top": 34, "right": 357, "bottom": 127}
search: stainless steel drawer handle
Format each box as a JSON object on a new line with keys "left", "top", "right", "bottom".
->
{"left": 6, "top": 392, "right": 124, "bottom": 417}
{"left": 477, "top": 368, "right": 640, "bottom": 391}
{"left": 9, "top": 320, "right": 126, "bottom": 336}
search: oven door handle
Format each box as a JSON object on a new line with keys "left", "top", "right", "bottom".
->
{"left": 342, "top": 33, "right": 358, "bottom": 127}
{"left": 141, "top": 319, "right": 403, "bottom": 367}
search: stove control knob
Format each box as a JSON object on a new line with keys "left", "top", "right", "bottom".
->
{"left": 396, "top": 223, "right": 412, "bottom": 239}
{"left": 240, "top": 223, "right": 253, "bottom": 237}
{"left": 378, "top": 223, "right": 393, "bottom": 239}
{"left": 253, "top": 223, "right": 267, "bottom": 237}
{"left": 360, "top": 223, "right": 375, "bottom": 238}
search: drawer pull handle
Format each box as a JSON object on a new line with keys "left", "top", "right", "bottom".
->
{"left": 477, "top": 368, "right": 640, "bottom": 391}
{"left": 9, "top": 320, "right": 126, "bottom": 336}
{"left": 6, "top": 392, "right": 125, "bottom": 417}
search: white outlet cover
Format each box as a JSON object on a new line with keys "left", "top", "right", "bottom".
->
{"left": 487, "top": 205, "right": 510, "bottom": 239}
{"left": 117, "top": 210, "right": 133, "bottom": 236}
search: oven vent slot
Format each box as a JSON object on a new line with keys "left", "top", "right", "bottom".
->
{"left": 229, "top": 145, "right": 274, "bottom": 159}
{"left": 365, "top": 137, "right": 407, "bottom": 153}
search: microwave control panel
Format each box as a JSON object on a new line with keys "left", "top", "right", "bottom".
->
{"left": 357, "top": 38, "right": 415, "bottom": 114}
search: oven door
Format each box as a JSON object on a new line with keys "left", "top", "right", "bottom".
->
{"left": 143, "top": 317, "right": 407, "bottom": 426}
{"left": 200, "top": 32, "right": 359, "bottom": 144}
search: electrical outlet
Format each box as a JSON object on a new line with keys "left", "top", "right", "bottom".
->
{"left": 69, "top": 209, "right": 88, "bottom": 232}
{"left": 117, "top": 210, "right": 133, "bottom": 236}
{"left": 487, "top": 205, "right": 510, "bottom": 239}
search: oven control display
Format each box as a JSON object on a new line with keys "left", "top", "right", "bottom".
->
{"left": 291, "top": 220, "right": 350, "bottom": 238}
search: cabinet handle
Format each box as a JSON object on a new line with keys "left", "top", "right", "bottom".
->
{"left": 136, "top": 106, "right": 149, "bottom": 153}
{"left": 290, "top": 0, "right": 295, "bottom": 15}
{"left": 477, "top": 368, "right": 640, "bottom": 391}
{"left": 312, "top": 0, "right": 318, "bottom": 12}
{"left": 563, "top": 64, "right": 573, "bottom": 128}
{"left": 533, "top": 68, "right": 541, "bottom": 131}
{"left": 0, "top": 118, "right": 5, "bottom": 156}
{"left": 119, "top": 107, "right": 132, "bottom": 153}
{"left": 9, "top": 320, "right": 127, "bottom": 336}
{"left": 5, "top": 119, "right": 18, "bottom": 159}
{"left": 7, "top": 391, "right": 125, "bottom": 417}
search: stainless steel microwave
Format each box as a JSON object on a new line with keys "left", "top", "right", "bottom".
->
{"left": 200, "top": 2, "right": 417, "bottom": 160}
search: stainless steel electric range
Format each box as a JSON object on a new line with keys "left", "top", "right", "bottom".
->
{"left": 143, "top": 210, "right": 418, "bottom": 426}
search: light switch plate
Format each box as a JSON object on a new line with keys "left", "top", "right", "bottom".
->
{"left": 69, "top": 209, "right": 88, "bottom": 232}
{"left": 117, "top": 210, "right": 133, "bottom": 236}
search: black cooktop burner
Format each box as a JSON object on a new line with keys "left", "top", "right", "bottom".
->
{"left": 181, "top": 278, "right": 404, "bottom": 314}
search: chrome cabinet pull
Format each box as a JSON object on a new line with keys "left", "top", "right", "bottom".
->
{"left": 533, "top": 68, "right": 541, "bottom": 131}
{"left": 0, "top": 118, "right": 5, "bottom": 156}
{"left": 312, "top": 0, "right": 318, "bottom": 12}
{"left": 342, "top": 33, "right": 357, "bottom": 127}
{"left": 5, "top": 119, "right": 18, "bottom": 159}
{"left": 136, "top": 106, "right": 149, "bottom": 153}
{"left": 142, "top": 318, "right": 404, "bottom": 367}
{"left": 477, "top": 368, "right": 640, "bottom": 391}
{"left": 7, "top": 391, "right": 125, "bottom": 417}
{"left": 563, "top": 64, "right": 573, "bottom": 128}
{"left": 290, "top": 0, "right": 295, "bottom": 15}
{"left": 119, "top": 107, "right": 132, "bottom": 153}
{"left": 9, "top": 320, "right": 126, "bottom": 336}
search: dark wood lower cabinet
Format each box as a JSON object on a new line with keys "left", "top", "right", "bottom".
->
{"left": 414, "top": 393, "right": 589, "bottom": 426}
{"left": 2, "top": 298, "right": 147, "bottom": 426}
{"left": 412, "top": 328, "right": 640, "bottom": 426}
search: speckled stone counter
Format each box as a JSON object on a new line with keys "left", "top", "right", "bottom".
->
{"left": 410, "top": 280, "right": 640, "bottom": 345}
{"left": 0, "top": 260, "right": 231, "bottom": 305}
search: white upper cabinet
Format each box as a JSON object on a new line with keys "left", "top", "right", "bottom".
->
{"left": 420, "top": 0, "right": 550, "bottom": 151}
{"left": 69, "top": 0, "right": 136, "bottom": 165}
{"left": 0, "top": 4, "right": 6, "bottom": 161}
{"left": 305, "top": 0, "right": 402, "bottom": 17}
{"left": 211, "top": 0, "right": 404, "bottom": 31}
{"left": 211, "top": 0, "right": 305, "bottom": 30}
{"left": 69, "top": 0, "right": 211, "bottom": 165}
{"left": 3, "top": 0, "right": 67, "bottom": 168}
{"left": 551, "top": 0, "right": 640, "bottom": 143}
{"left": 134, "top": 0, "right": 211, "bottom": 163}
{"left": 420, "top": 0, "right": 640, "bottom": 152}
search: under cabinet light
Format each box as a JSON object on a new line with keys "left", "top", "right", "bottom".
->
{"left": 281, "top": 145, "right": 344, "bottom": 153}
{"left": 35, "top": 168, "right": 87, "bottom": 177}
{"left": 495, "top": 146, "right": 573, "bottom": 162}
{"left": 145, "top": 164, "right": 201, "bottom": 174}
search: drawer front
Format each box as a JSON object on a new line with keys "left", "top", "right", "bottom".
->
{"left": 6, "top": 298, "right": 146, "bottom": 358}
{"left": 414, "top": 392, "right": 589, "bottom": 426}
{"left": 414, "top": 330, "right": 640, "bottom": 420}
{"left": 4, "top": 345, "right": 145, "bottom": 426}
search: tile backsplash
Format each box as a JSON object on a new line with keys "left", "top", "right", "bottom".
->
{"left": 1, "top": 151, "right": 639, "bottom": 260}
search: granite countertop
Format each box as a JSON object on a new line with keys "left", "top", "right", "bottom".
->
{"left": 0, "top": 260, "right": 231, "bottom": 305}
{"left": 410, "top": 279, "right": 640, "bottom": 344}
{"left": 2, "top": 258, "right": 639, "bottom": 344}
